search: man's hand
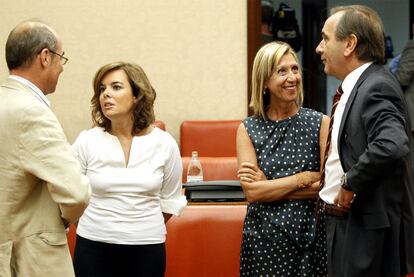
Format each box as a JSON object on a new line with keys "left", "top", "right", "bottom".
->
{"left": 334, "top": 188, "right": 356, "bottom": 210}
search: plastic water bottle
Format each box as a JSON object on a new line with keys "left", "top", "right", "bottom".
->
{"left": 187, "top": 151, "right": 203, "bottom": 183}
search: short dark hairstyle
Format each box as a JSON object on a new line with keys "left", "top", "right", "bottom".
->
{"left": 5, "top": 20, "right": 58, "bottom": 70}
{"left": 331, "top": 5, "right": 385, "bottom": 64}
{"left": 91, "top": 62, "right": 156, "bottom": 135}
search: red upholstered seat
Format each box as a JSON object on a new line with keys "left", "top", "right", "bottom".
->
{"left": 67, "top": 224, "right": 76, "bottom": 258}
{"left": 165, "top": 204, "right": 246, "bottom": 277}
{"left": 180, "top": 120, "right": 241, "bottom": 157}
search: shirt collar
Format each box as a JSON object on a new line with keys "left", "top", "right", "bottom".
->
{"left": 8, "top": 75, "right": 51, "bottom": 107}
{"left": 341, "top": 62, "right": 373, "bottom": 96}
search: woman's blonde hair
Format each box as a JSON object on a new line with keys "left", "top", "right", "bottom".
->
{"left": 250, "top": 41, "right": 303, "bottom": 119}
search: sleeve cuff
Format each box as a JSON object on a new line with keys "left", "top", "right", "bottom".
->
{"left": 160, "top": 195, "right": 187, "bottom": 216}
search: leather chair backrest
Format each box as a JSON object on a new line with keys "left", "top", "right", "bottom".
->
{"left": 180, "top": 120, "right": 241, "bottom": 157}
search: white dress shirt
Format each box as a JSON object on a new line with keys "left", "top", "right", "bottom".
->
{"left": 72, "top": 127, "right": 186, "bottom": 244}
{"left": 319, "top": 62, "right": 372, "bottom": 204}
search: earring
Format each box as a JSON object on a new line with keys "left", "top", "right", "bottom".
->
{"left": 263, "top": 88, "right": 268, "bottom": 95}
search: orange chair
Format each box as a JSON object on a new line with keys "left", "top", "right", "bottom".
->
{"left": 154, "top": 120, "right": 166, "bottom": 130}
{"left": 165, "top": 205, "right": 246, "bottom": 277}
{"left": 180, "top": 120, "right": 241, "bottom": 157}
{"left": 67, "top": 224, "right": 77, "bottom": 258}
{"left": 181, "top": 156, "right": 238, "bottom": 183}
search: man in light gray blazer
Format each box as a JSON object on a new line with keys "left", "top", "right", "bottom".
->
{"left": 0, "top": 20, "right": 91, "bottom": 277}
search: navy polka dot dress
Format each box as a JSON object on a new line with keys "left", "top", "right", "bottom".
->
{"left": 240, "top": 108, "right": 327, "bottom": 276}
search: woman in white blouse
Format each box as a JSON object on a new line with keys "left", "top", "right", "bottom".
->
{"left": 72, "top": 61, "right": 186, "bottom": 277}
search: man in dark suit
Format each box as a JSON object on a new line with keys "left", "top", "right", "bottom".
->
{"left": 316, "top": 5, "right": 414, "bottom": 276}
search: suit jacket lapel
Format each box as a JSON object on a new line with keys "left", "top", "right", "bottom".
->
{"left": 337, "top": 63, "right": 381, "bottom": 147}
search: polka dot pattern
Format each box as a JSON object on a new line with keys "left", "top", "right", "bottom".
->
{"left": 240, "top": 108, "right": 327, "bottom": 276}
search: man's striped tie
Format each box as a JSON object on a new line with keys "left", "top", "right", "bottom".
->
{"left": 319, "top": 85, "right": 344, "bottom": 189}
{"left": 316, "top": 85, "right": 344, "bottom": 217}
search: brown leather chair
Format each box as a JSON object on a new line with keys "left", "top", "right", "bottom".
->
{"left": 180, "top": 120, "right": 241, "bottom": 157}
{"left": 165, "top": 205, "right": 246, "bottom": 277}
{"left": 181, "top": 156, "right": 238, "bottom": 183}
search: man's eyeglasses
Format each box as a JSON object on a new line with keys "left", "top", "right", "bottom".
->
{"left": 49, "top": 49, "right": 69, "bottom": 65}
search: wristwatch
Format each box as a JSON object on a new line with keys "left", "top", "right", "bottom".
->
{"left": 341, "top": 173, "right": 352, "bottom": 191}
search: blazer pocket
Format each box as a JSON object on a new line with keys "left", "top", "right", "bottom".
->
{"left": 362, "top": 212, "right": 390, "bottom": 230}
{"left": 37, "top": 232, "right": 68, "bottom": 246}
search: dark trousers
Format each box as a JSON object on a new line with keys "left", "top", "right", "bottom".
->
{"left": 325, "top": 215, "right": 348, "bottom": 277}
{"left": 325, "top": 214, "right": 397, "bottom": 277}
{"left": 73, "top": 235, "right": 166, "bottom": 277}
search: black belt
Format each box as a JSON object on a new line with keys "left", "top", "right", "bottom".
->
{"left": 323, "top": 203, "right": 348, "bottom": 217}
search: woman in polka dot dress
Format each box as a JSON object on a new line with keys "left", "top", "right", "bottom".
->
{"left": 237, "top": 42, "right": 329, "bottom": 276}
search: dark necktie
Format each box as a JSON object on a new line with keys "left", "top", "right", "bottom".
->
{"left": 319, "top": 85, "right": 344, "bottom": 190}
{"left": 316, "top": 85, "right": 343, "bottom": 217}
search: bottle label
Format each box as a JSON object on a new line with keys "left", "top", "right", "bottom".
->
{"left": 187, "top": 175, "right": 203, "bottom": 182}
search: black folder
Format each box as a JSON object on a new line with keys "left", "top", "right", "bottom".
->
{"left": 183, "top": 180, "right": 245, "bottom": 202}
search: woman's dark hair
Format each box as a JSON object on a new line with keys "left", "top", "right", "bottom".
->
{"left": 91, "top": 62, "right": 156, "bottom": 134}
